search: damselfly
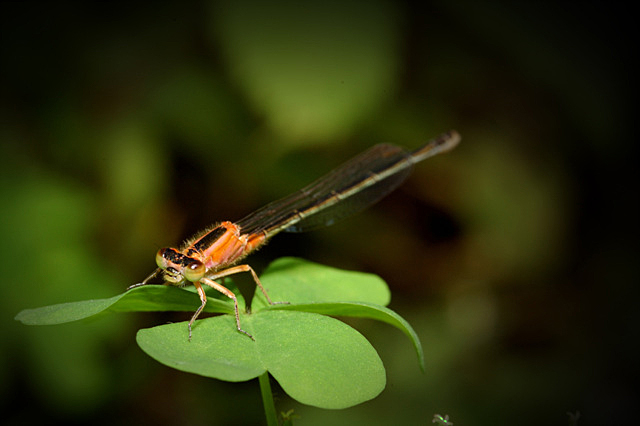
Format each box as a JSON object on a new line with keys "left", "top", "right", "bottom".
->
{"left": 131, "top": 130, "right": 461, "bottom": 340}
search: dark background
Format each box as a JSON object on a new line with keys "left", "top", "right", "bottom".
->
{"left": 1, "top": 1, "right": 636, "bottom": 425}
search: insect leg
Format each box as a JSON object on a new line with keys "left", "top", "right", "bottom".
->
{"left": 208, "top": 264, "right": 288, "bottom": 306}
{"left": 200, "top": 277, "right": 254, "bottom": 340}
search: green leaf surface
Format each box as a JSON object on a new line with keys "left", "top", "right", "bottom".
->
{"left": 15, "top": 285, "right": 234, "bottom": 325}
{"left": 136, "top": 309, "right": 386, "bottom": 409}
{"left": 270, "top": 301, "right": 424, "bottom": 371}
{"left": 252, "top": 257, "right": 391, "bottom": 310}
{"left": 16, "top": 256, "right": 424, "bottom": 407}
{"left": 15, "top": 257, "right": 422, "bottom": 368}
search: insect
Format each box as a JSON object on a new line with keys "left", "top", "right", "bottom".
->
{"left": 130, "top": 131, "right": 460, "bottom": 340}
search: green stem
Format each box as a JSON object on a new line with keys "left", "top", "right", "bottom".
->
{"left": 258, "top": 372, "right": 279, "bottom": 426}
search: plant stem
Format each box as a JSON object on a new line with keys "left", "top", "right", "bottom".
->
{"left": 258, "top": 372, "right": 279, "bottom": 426}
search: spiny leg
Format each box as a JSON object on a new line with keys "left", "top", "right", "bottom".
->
{"left": 200, "top": 277, "right": 254, "bottom": 341}
{"left": 208, "top": 264, "right": 288, "bottom": 306}
{"left": 189, "top": 281, "right": 208, "bottom": 341}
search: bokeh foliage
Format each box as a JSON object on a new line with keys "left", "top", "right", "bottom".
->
{"left": 1, "top": 1, "right": 634, "bottom": 425}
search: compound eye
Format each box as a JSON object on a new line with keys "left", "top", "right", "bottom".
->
{"left": 184, "top": 260, "right": 205, "bottom": 282}
{"left": 155, "top": 248, "right": 169, "bottom": 269}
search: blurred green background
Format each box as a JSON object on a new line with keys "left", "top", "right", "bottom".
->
{"left": 1, "top": 1, "right": 635, "bottom": 425}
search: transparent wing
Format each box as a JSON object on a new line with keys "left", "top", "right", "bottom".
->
{"left": 237, "top": 131, "right": 460, "bottom": 238}
{"left": 236, "top": 143, "right": 411, "bottom": 237}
